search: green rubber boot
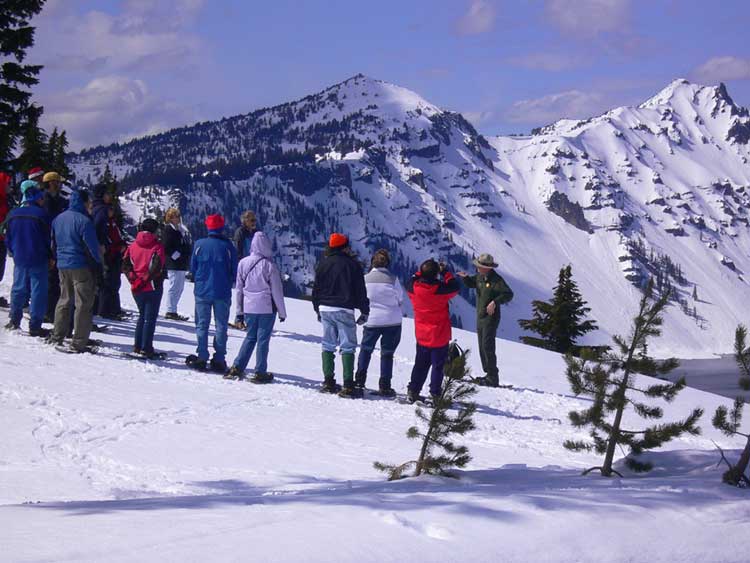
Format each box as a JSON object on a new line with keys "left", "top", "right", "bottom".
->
{"left": 321, "top": 351, "right": 336, "bottom": 391}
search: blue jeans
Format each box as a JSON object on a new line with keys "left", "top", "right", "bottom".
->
{"left": 408, "top": 344, "right": 449, "bottom": 397}
{"left": 195, "top": 297, "right": 230, "bottom": 362}
{"left": 232, "top": 313, "right": 276, "bottom": 374}
{"left": 320, "top": 310, "right": 357, "bottom": 354}
{"left": 356, "top": 325, "right": 402, "bottom": 387}
{"left": 11, "top": 262, "right": 48, "bottom": 331}
{"left": 133, "top": 289, "right": 162, "bottom": 353}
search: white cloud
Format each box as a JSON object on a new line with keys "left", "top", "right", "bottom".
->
{"left": 505, "top": 89, "right": 606, "bottom": 125}
{"left": 693, "top": 56, "right": 750, "bottom": 83}
{"left": 507, "top": 52, "right": 585, "bottom": 72}
{"left": 40, "top": 76, "right": 199, "bottom": 150}
{"left": 545, "top": 0, "right": 630, "bottom": 37}
{"left": 456, "top": 0, "right": 496, "bottom": 35}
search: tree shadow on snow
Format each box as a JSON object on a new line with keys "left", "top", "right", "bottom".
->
{"left": 29, "top": 450, "right": 744, "bottom": 518}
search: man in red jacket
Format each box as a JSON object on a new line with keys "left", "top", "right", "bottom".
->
{"left": 406, "top": 258, "right": 460, "bottom": 403}
{"left": 0, "top": 172, "right": 10, "bottom": 308}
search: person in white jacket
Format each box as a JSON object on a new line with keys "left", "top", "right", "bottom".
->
{"left": 354, "top": 249, "right": 404, "bottom": 396}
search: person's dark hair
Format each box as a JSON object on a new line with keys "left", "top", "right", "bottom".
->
{"left": 420, "top": 259, "right": 439, "bottom": 280}
{"left": 371, "top": 249, "right": 391, "bottom": 268}
{"left": 140, "top": 218, "right": 159, "bottom": 233}
{"left": 77, "top": 188, "right": 90, "bottom": 203}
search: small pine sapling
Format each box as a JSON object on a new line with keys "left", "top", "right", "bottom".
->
{"left": 374, "top": 351, "right": 477, "bottom": 480}
{"left": 711, "top": 325, "right": 750, "bottom": 487}
{"left": 564, "top": 281, "right": 703, "bottom": 476}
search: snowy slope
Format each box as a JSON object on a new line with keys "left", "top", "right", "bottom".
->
{"left": 1, "top": 261, "right": 749, "bottom": 563}
{"left": 68, "top": 76, "right": 750, "bottom": 357}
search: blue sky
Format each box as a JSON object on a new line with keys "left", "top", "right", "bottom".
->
{"left": 30, "top": 0, "right": 750, "bottom": 149}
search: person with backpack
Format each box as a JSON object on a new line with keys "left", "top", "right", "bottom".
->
{"left": 232, "top": 210, "right": 258, "bottom": 330}
{"left": 49, "top": 188, "right": 102, "bottom": 353}
{"left": 186, "top": 214, "right": 237, "bottom": 372}
{"left": 312, "top": 233, "right": 370, "bottom": 397}
{"left": 162, "top": 207, "right": 192, "bottom": 321}
{"left": 4, "top": 183, "right": 51, "bottom": 336}
{"left": 457, "top": 253, "right": 514, "bottom": 387}
{"left": 406, "top": 259, "right": 460, "bottom": 404}
{"left": 122, "top": 218, "right": 166, "bottom": 359}
{"left": 0, "top": 172, "right": 11, "bottom": 309}
{"left": 354, "top": 249, "right": 404, "bottom": 397}
{"left": 225, "top": 231, "right": 286, "bottom": 382}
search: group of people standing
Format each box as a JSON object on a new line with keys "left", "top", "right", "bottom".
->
{"left": 3, "top": 172, "right": 514, "bottom": 400}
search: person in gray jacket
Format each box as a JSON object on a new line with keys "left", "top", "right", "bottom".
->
{"left": 354, "top": 249, "right": 404, "bottom": 396}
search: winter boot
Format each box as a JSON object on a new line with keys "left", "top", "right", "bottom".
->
{"left": 475, "top": 375, "right": 499, "bottom": 388}
{"left": 338, "top": 382, "right": 363, "bottom": 399}
{"left": 29, "top": 327, "right": 51, "bottom": 338}
{"left": 0, "top": 296, "right": 9, "bottom": 308}
{"left": 4, "top": 320, "right": 20, "bottom": 331}
{"left": 251, "top": 372, "right": 274, "bottom": 384}
{"left": 186, "top": 354, "right": 208, "bottom": 371}
{"left": 407, "top": 389, "right": 423, "bottom": 404}
{"left": 224, "top": 366, "right": 246, "bottom": 380}
{"left": 320, "top": 378, "right": 340, "bottom": 393}
{"left": 210, "top": 357, "right": 228, "bottom": 373}
{"left": 377, "top": 384, "right": 397, "bottom": 398}
{"left": 165, "top": 312, "right": 189, "bottom": 321}
{"left": 354, "top": 370, "right": 367, "bottom": 390}
{"left": 342, "top": 352, "right": 355, "bottom": 389}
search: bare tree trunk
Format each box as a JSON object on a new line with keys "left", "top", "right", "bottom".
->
{"left": 728, "top": 436, "right": 750, "bottom": 485}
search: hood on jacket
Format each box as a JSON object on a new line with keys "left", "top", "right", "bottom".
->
{"left": 68, "top": 189, "right": 88, "bottom": 213}
{"left": 135, "top": 231, "right": 159, "bottom": 249}
{"left": 250, "top": 231, "right": 272, "bottom": 258}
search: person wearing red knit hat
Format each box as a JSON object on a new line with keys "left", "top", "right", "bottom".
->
{"left": 311, "top": 232, "right": 370, "bottom": 397}
{"left": 27, "top": 167, "right": 44, "bottom": 181}
{"left": 185, "top": 214, "right": 237, "bottom": 372}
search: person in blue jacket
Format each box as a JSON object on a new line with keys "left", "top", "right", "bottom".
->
{"left": 49, "top": 188, "right": 103, "bottom": 353}
{"left": 4, "top": 183, "right": 51, "bottom": 336}
{"left": 186, "top": 214, "right": 237, "bottom": 372}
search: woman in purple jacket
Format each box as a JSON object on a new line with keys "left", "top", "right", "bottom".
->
{"left": 225, "top": 231, "right": 287, "bottom": 382}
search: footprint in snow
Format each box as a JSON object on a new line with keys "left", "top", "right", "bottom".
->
{"left": 379, "top": 512, "right": 453, "bottom": 541}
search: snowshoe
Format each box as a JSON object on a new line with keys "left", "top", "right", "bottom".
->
{"left": 4, "top": 320, "right": 20, "bottom": 331}
{"left": 56, "top": 343, "right": 99, "bottom": 354}
{"left": 250, "top": 372, "right": 274, "bottom": 384}
{"left": 209, "top": 358, "right": 228, "bottom": 373}
{"left": 165, "top": 312, "right": 189, "bottom": 322}
{"left": 406, "top": 390, "right": 424, "bottom": 405}
{"left": 91, "top": 323, "right": 110, "bottom": 334}
{"left": 185, "top": 354, "right": 208, "bottom": 372}
{"left": 338, "top": 385, "right": 363, "bottom": 399}
{"left": 223, "top": 366, "right": 246, "bottom": 381}
{"left": 372, "top": 387, "right": 397, "bottom": 398}
{"left": 28, "top": 327, "right": 51, "bottom": 338}
{"left": 143, "top": 350, "right": 167, "bottom": 360}
{"left": 319, "top": 379, "right": 341, "bottom": 394}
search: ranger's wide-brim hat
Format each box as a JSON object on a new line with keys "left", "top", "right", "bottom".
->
{"left": 473, "top": 253, "right": 498, "bottom": 268}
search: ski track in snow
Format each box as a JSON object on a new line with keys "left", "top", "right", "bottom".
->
{"left": 1, "top": 267, "right": 750, "bottom": 562}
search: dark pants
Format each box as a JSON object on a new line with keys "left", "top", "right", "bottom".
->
{"left": 98, "top": 254, "right": 122, "bottom": 318}
{"left": 46, "top": 266, "right": 61, "bottom": 321}
{"left": 0, "top": 240, "right": 6, "bottom": 283}
{"left": 408, "top": 343, "right": 449, "bottom": 397}
{"left": 356, "top": 325, "right": 402, "bottom": 388}
{"left": 477, "top": 316, "right": 500, "bottom": 381}
{"left": 134, "top": 289, "right": 163, "bottom": 353}
{"left": 10, "top": 262, "right": 48, "bottom": 331}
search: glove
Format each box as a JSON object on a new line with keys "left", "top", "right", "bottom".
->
{"left": 356, "top": 314, "right": 368, "bottom": 326}
{"left": 279, "top": 317, "right": 286, "bottom": 323}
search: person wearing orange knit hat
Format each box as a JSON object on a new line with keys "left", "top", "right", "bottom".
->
{"left": 311, "top": 233, "right": 370, "bottom": 397}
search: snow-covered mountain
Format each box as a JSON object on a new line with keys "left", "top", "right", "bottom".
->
{"left": 68, "top": 76, "right": 750, "bottom": 357}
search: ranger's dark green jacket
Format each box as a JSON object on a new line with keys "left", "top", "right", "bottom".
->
{"left": 463, "top": 270, "right": 514, "bottom": 321}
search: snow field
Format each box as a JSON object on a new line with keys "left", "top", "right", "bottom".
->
{"left": 1, "top": 267, "right": 749, "bottom": 562}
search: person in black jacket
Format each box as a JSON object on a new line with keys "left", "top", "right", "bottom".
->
{"left": 91, "top": 183, "right": 123, "bottom": 319}
{"left": 312, "top": 233, "right": 370, "bottom": 397}
{"left": 41, "top": 172, "right": 69, "bottom": 322}
{"left": 163, "top": 207, "right": 192, "bottom": 321}
{"left": 232, "top": 210, "right": 258, "bottom": 329}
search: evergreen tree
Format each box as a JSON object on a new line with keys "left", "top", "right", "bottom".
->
{"left": 564, "top": 281, "right": 703, "bottom": 476}
{"left": 15, "top": 106, "right": 48, "bottom": 173}
{"left": 712, "top": 324, "right": 750, "bottom": 487}
{"left": 374, "top": 351, "right": 477, "bottom": 480}
{"left": 518, "top": 264, "right": 598, "bottom": 354}
{"left": 0, "top": 0, "right": 46, "bottom": 168}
